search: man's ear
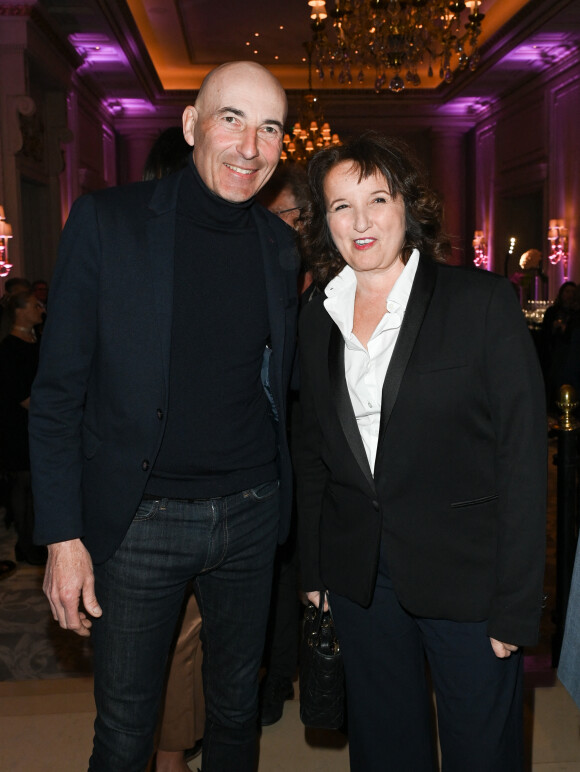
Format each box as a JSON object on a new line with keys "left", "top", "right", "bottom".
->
{"left": 182, "top": 106, "right": 197, "bottom": 147}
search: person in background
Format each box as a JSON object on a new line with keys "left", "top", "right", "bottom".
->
{"left": 29, "top": 61, "right": 298, "bottom": 772}
{"left": 0, "top": 279, "right": 34, "bottom": 533}
{"left": 31, "top": 280, "right": 49, "bottom": 306}
{"left": 294, "top": 132, "right": 546, "bottom": 771}
{"left": 0, "top": 281, "right": 34, "bottom": 578}
{"left": 559, "top": 286, "right": 580, "bottom": 697}
{"left": 142, "top": 126, "right": 205, "bottom": 772}
{"left": 258, "top": 163, "right": 309, "bottom": 229}
{"left": 256, "top": 164, "right": 309, "bottom": 726}
{"left": 30, "top": 280, "right": 48, "bottom": 338}
{"left": 0, "top": 291, "right": 47, "bottom": 565}
{"left": 142, "top": 127, "right": 196, "bottom": 182}
{"left": 0, "top": 277, "right": 32, "bottom": 334}
{"left": 540, "top": 280, "right": 579, "bottom": 409}
{"left": 559, "top": 516, "right": 580, "bottom": 709}
{"left": 1, "top": 276, "right": 31, "bottom": 300}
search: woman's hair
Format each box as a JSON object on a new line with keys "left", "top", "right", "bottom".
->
{"left": 0, "top": 290, "right": 33, "bottom": 341}
{"left": 142, "top": 127, "right": 191, "bottom": 181}
{"left": 259, "top": 163, "right": 310, "bottom": 211}
{"left": 555, "top": 281, "right": 576, "bottom": 306}
{"left": 301, "top": 131, "right": 451, "bottom": 287}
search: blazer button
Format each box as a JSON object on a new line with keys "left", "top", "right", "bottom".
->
{"left": 142, "top": 460, "right": 150, "bottom": 471}
{"left": 156, "top": 409, "right": 163, "bottom": 420}
{"left": 372, "top": 500, "right": 380, "bottom": 511}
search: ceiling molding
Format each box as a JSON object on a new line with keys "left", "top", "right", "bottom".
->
{"left": 96, "top": 0, "right": 163, "bottom": 101}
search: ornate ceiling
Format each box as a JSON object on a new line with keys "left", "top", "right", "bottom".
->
{"left": 32, "top": 0, "right": 580, "bottom": 112}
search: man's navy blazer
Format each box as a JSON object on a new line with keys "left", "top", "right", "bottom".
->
{"left": 294, "top": 255, "right": 546, "bottom": 646}
{"left": 29, "top": 168, "right": 299, "bottom": 564}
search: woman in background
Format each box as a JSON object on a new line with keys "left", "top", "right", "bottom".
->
{"left": 540, "top": 280, "right": 579, "bottom": 409}
{"left": 0, "top": 291, "right": 47, "bottom": 565}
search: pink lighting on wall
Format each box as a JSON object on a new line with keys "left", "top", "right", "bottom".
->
{"left": 103, "top": 98, "right": 156, "bottom": 117}
{"left": 472, "top": 230, "right": 488, "bottom": 269}
{"left": 438, "top": 97, "right": 495, "bottom": 117}
{"left": 68, "top": 33, "right": 129, "bottom": 69}
{"left": 548, "top": 219, "right": 569, "bottom": 279}
{"left": 500, "top": 33, "right": 574, "bottom": 68}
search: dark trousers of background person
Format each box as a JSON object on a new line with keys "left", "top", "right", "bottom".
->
{"left": 330, "top": 542, "right": 524, "bottom": 772}
{"left": 88, "top": 481, "right": 280, "bottom": 772}
{"left": 10, "top": 469, "right": 46, "bottom": 564}
{"left": 262, "top": 533, "right": 301, "bottom": 687}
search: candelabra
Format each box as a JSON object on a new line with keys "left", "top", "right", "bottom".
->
{"left": 472, "top": 230, "right": 487, "bottom": 268}
{"left": 548, "top": 219, "right": 569, "bottom": 279}
{"left": 0, "top": 206, "right": 13, "bottom": 279}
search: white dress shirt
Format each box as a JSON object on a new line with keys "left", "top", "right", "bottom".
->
{"left": 324, "top": 249, "right": 419, "bottom": 474}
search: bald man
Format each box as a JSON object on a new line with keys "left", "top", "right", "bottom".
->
{"left": 30, "top": 61, "right": 299, "bottom": 772}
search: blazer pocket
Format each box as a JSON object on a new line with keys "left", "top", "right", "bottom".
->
{"left": 450, "top": 494, "right": 498, "bottom": 509}
{"left": 416, "top": 360, "right": 468, "bottom": 373}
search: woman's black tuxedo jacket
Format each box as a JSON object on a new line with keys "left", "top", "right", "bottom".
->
{"left": 29, "top": 169, "right": 299, "bottom": 564}
{"left": 294, "top": 255, "right": 546, "bottom": 646}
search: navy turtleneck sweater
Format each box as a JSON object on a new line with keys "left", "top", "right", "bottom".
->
{"left": 145, "top": 158, "right": 277, "bottom": 498}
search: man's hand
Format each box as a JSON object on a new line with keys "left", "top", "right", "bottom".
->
{"left": 43, "top": 539, "right": 102, "bottom": 638}
{"left": 490, "top": 637, "right": 519, "bottom": 658}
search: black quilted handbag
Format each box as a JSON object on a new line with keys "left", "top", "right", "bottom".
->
{"left": 299, "top": 593, "right": 345, "bottom": 729}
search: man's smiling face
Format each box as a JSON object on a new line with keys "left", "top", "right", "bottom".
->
{"left": 183, "top": 62, "right": 287, "bottom": 203}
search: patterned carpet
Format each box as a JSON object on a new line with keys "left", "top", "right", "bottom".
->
{"left": 0, "top": 520, "right": 93, "bottom": 681}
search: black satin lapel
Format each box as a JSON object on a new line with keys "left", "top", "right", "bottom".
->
{"left": 145, "top": 172, "right": 183, "bottom": 393}
{"left": 378, "top": 256, "right": 437, "bottom": 446}
{"left": 329, "top": 324, "right": 375, "bottom": 492}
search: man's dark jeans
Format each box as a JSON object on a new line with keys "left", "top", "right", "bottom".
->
{"left": 88, "top": 480, "right": 280, "bottom": 772}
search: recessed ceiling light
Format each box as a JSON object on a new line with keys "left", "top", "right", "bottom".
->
{"left": 254, "top": 32, "right": 260, "bottom": 37}
{"left": 279, "top": 25, "right": 284, "bottom": 30}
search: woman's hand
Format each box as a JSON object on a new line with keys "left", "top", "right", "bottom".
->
{"left": 306, "top": 591, "right": 329, "bottom": 611}
{"left": 489, "top": 637, "right": 519, "bottom": 658}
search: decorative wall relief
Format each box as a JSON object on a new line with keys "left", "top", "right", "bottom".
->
{"left": 18, "top": 108, "right": 45, "bottom": 164}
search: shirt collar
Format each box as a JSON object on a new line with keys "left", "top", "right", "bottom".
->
{"left": 324, "top": 249, "right": 420, "bottom": 342}
{"left": 387, "top": 248, "right": 419, "bottom": 314}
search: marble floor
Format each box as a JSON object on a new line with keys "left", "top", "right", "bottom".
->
{"left": 0, "top": 674, "right": 579, "bottom": 771}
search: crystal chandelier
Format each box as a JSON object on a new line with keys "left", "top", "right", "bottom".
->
{"left": 307, "top": 0, "right": 485, "bottom": 92}
{"left": 281, "top": 43, "right": 341, "bottom": 164}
